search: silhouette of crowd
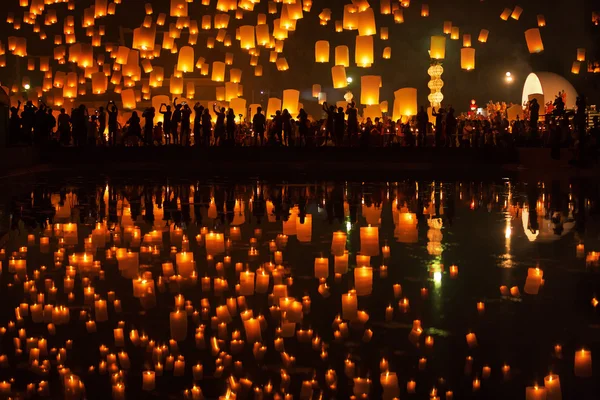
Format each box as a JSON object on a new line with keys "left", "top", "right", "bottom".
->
{"left": 8, "top": 94, "right": 598, "bottom": 154}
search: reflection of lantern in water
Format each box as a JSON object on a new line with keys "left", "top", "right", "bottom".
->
{"left": 297, "top": 215, "right": 312, "bottom": 242}
{"left": 360, "top": 226, "right": 379, "bottom": 256}
{"left": 354, "top": 267, "right": 373, "bottom": 296}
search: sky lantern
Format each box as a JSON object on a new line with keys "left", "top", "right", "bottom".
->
{"left": 511, "top": 6, "right": 523, "bottom": 20}
{"left": 282, "top": 89, "right": 300, "bottom": 115}
{"left": 267, "top": 97, "right": 282, "bottom": 118}
{"left": 273, "top": 21, "right": 288, "bottom": 40}
{"left": 170, "top": 0, "right": 188, "bottom": 17}
{"left": 500, "top": 8, "right": 511, "bottom": 20}
{"left": 335, "top": 20, "right": 343, "bottom": 32}
{"left": 355, "top": 35, "right": 374, "bottom": 67}
{"left": 268, "top": 2, "right": 277, "bottom": 14}
{"left": 382, "top": 47, "right": 391, "bottom": 59}
{"left": 212, "top": 61, "right": 226, "bottom": 82}
{"left": 121, "top": 88, "right": 136, "bottom": 109}
{"left": 94, "top": 0, "right": 108, "bottom": 18}
{"left": 463, "top": 34, "right": 472, "bottom": 47}
{"left": 460, "top": 48, "right": 476, "bottom": 70}
{"left": 380, "top": 0, "right": 391, "bottom": 15}
{"left": 312, "top": 84, "right": 321, "bottom": 98}
{"left": 230, "top": 98, "right": 247, "bottom": 122}
{"left": 443, "top": 21, "right": 452, "bottom": 35}
{"left": 170, "top": 74, "right": 183, "bottom": 95}
{"left": 524, "top": 28, "right": 544, "bottom": 53}
{"left": 240, "top": 25, "right": 256, "bottom": 50}
{"left": 225, "top": 82, "right": 238, "bottom": 101}
{"left": 315, "top": 40, "right": 330, "bottom": 63}
{"left": 450, "top": 27, "right": 459, "bottom": 40}
{"left": 393, "top": 88, "right": 417, "bottom": 121}
{"left": 132, "top": 26, "right": 156, "bottom": 51}
{"left": 394, "top": 9, "right": 404, "bottom": 23}
{"left": 571, "top": 61, "right": 581, "bottom": 74}
{"left": 335, "top": 45, "right": 350, "bottom": 67}
{"left": 380, "top": 27, "right": 388, "bottom": 40}
{"left": 478, "top": 29, "right": 489, "bottom": 43}
{"left": 287, "top": 2, "right": 303, "bottom": 19}
{"left": 144, "top": 3, "right": 152, "bottom": 14}
{"left": 225, "top": 53, "right": 234, "bottom": 65}
{"left": 331, "top": 65, "right": 347, "bottom": 88}
{"left": 537, "top": 15, "right": 546, "bottom": 27}
{"left": 361, "top": 75, "right": 381, "bottom": 105}
{"left": 358, "top": 8, "right": 376, "bottom": 36}
{"left": 254, "top": 65, "right": 263, "bottom": 76}
{"left": 255, "top": 24, "right": 270, "bottom": 46}
{"left": 177, "top": 46, "right": 194, "bottom": 73}
{"left": 343, "top": 5, "right": 358, "bottom": 30}
{"left": 430, "top": 36, "right": 446, "bottom": 60}
{"left": 216, "top": 86, "right": 225, "bottom": 101}
{"left": 276, "top": 57, "right": 289, "bottom": 71}
{"left": 257, "top": 13, "right": 267, "bottom": 25}
{"left": 577, "top": 48, "right": 586, "bottom": 62}
{"left": 421, "top": 4, "right": 429, "bottom": 17}
{"left": 229, "top": 68, "right": 242, "bottom": 83}
{"left": 202, "top": 15, "right": 211, "bottom": 30}
{"left": 116, "top": 46, "right": 130, "bottom": 65}
{"left": 91, "top": 71, "right": 107, "bottom": 94}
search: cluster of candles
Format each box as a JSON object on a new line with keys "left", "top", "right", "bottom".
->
{"left": 0, "top": 197, "right": 596, "bottom": 399}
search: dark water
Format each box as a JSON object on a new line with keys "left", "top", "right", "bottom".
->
{"left": 1, "top": 177, "right": 599, "bottom": 399}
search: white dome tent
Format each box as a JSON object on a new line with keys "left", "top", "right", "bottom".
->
{"left": 521, "top": 72, "right": 578, "bottom": 109}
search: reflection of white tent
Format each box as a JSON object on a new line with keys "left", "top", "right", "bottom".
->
{"left": 522, "top": 208, "right": 574, "bottom": 242}
{"left": 521, "top": 72, "right": 577, "bottom": 109}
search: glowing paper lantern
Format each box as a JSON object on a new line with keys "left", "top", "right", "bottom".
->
{"left": 393, "top": 88, "right": 417, "bottom": 122}
{"left": 360, "top": 75, "right": 380, "bottom": 105}
{"left": 571, "top": 61, "right": 581, "bottom": 75}
{"left": 312, "top": 84, "right": 321, "bottom": 98}
{"left": 443, "top": 21, "right": 452, "bottom": 35}
{"left": 335, "top": 45, "right": 349, "bottom": 67}
{"left": 239, "top": 25, "right": 255, "bottom": 50}
{"left": 255, "top": 24, "right": 270, "bottom": 46}
{"left": 267, "top": 97, "right": 282, "bottom": 118}
{"left": 430, "top": 36, "right": 446, "bottom": 60}
{"left": 478, "top": 29, "right": 489, "bottom": 43}
{"left": 511, "top": 6, "right": 523, "bottom": 20}
{"left": 254, "top": 65, "right": 263, "bottom": 76}
{"left": 421, "top": 4, "right": 429, "bottom": 17}
{"left": 121, "top": 88, "right": 136, "bottom": 109}
{"left": 524, "top": 28, "right": 544, "bottom": 53}
{"left": 177, "top": 46, "right": 194, "bottom": 73}
{"left": 577, "top": 48, "right": 586, "bottom": 62}
{"left": 229, "top": 68, "right": 242, "bottom": 83}
{"left": 225, "top": 82, "right": 238, "bottom": 101}
{"left": 318, "top": 92, "right": 327, "bottom": 105}
{"left": 460, "top": 48, "right": 475, "bottom": 70}
{"left": 450, "top": 27, "right": 459, "bottom": 40}
{"left": 382, "top": 47, "right": 391, "bottom": 59}
{"left": 343, "top": 5, "right": 358, "bottom": 30}
{"left": 463, "top": 34, "right": 472, "bottom": 47}
{"left": 132, "top": 26, "right": 156, "bottom": 51}
{"left": 380, "top": 27, "right": 388, "bottom": 40}
{"left": 355, "top": 35, "right": 374, "bottom": 67}
{"left": 537, "top": 15, "right": 546, "bottom": 27}
{"left": 212, "top": 61, "right": 226, "bottom": 82}
{"left": 500, "top": 8, "right": 511, "bottom": 21}
{"left": 282, "top": 89, "right": 300, "bottom": 115}
{"left": 91, "top": 71, "right": 107, "bottom": 94}
{"left": 358, "top": 8, "right": 376, "bottom": 36}
{"left": 315, "top": 40, "right": 330, "bottom": 63}
{"left": 393, "top": 9, "right": 404, "bottom": 23}
{"left": 170, "top": 75, "right": 183, "bottom": 95}
{"left": 331, "top": 65, "right": 347, "bottom": 89}
{"left": 276, "top": 57, "right": 289, "bottom": 71}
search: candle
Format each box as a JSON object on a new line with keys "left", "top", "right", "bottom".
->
{"left": 142, "top": 371, "right": 155, "bottom": 391}
{"left": 63, "top": 223, "right": 78, "bottom": 245}
{"left": 502, "top": 364, "right": 511, "bottom": 380}
{"left": 524, "top": 268, "right": 543, "bottom": 295}
{"left": 482, "top": 365, "right": 491, "bottom": 379}
{"left": 407, "top": 380, "right": 416, "bottom": 393}
{"left": 353, "top": 377, "right": 371, "bottom": 397}
{"left": 449, "top": 265, "right": 458, "bottom": 278}
{"left": 385, "top": 305, "right": 394, "bottom": 322}
{"left": 331, "top": 231, "right": 347, "bottom": 256}
{"left": 360, "top": 226, "right": 379, "bottom": 256}
{"left": 274, "top": 251, "right": 283, "bottom": 265}
{"left": 466, "top": 332, "right": 478, "bottom": 348}
{"left": 334, "top": 251, "right": 349, "bottom": 274}
{"left": 354, "top": 266, "right": 373, "bottom": 296}
{"left": 239, "top": 271, "right": 255, "bottom": 296}
{"left": 382, "top": 245, "right": 390, "bottom": 259}
{"left": 243, "top": 318, "right": 261, "bottom": 343}
{"left": 544, "top": 374, "right": 561, "bottom": 400}
{"left": 94, "top": 299, "right": 108, "bottom": 322}
{"left": 576, "top": 243, "right": 585, "bottom": 258}
{"left": 342, "top": 291, "right": 358, "bottom": 321}
{"left": 314, "top": 257, "right": 329, "bottom": 279}
{"left": 40, "top": 237, "right": 50, "bottom": 253}
{"left": 176, "top": 252, "right": 195, "bottom": 278}
{"left": 574, "top": 349, "right": 592, "bottom": 377}
{"left": 472, "top": 378, "right": 481, "bottom": 392}
{"left": 525, "top": 386, "right": 547, "bottom": 400}
{"left": 477, "top": 302, "right": 485, "bottom": 315}
{"left": 255, "top": 270, "right": 270, "bottom": 293}
{"left": 170, "top": 310, "right": 188, "bottom": 341}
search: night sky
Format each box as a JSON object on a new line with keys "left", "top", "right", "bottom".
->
{"left": 1, "top": 0, "right": 598, "bottom": 113}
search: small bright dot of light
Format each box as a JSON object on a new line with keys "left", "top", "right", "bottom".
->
{"left": 347, "top": 77, "right": 353, "bottom": 83}
{"left": 433, "top": 271, "right": 442, "bottom": 283}
{"left": 505, "top": 72, "right": 512, "bottom": 77}
{"left": 23, "top": 84, "right": 30, "bottom": 90}
{"left": 346, "top": 221, "right": 352, "bottom": 232}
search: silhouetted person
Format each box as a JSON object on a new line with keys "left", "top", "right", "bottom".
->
{"left": 71, "top": 104, "right": 88, "bottom": 147}
{"left": 107, "top": 101, "right": 118, "bottom": 146}
{"left": 213, "top": 104, "right": 226, "bottom": 145}
{"left": 416, "top": 106, "right": 428, "bottom": 146}
{"left": 271, "top": 110, "right": 283, "bottom": 145}
{"left": 253, "top": 107, "right": 266, "bottom": 146}
{"left": 33, "top": 101, "right": 49, "bottom": 146}
{"left": 334, "top": 107, "right": 345, "bottom": 146}
{"left": 193, "top": 102, "right": 204, "bottom": 145}
{"left": 97, "top": 106, "right": 106, "bottom": 142}
{"left": 322, "top": 102, "right": 335, "bottom": 145}
{"left": 345, "top": 101, "right": 358, "bottom": 147}
{"left": 282, "top": 109, "right": 292, "bottom": 146}
{"left": 21, "top": 101, "right": 36, "bottom": 144}
{"left": 226, "top": 108, "right": 236, "bottom": 144}
{"left": 201, "top": 108, "right": 212, "bottom": 146}
{"left": 171, "top": 98, "right": 182, "bottom": 145}
{"left": 529, "top": 98, "right": 540, "bottom": 144}
{"left": 57, "top": 108, "right": 70, "bottom": 146}
{"left": 125, "top": 111, "right": 143, "bottom": 144}
{"left": 142, "top": 107, "right": 155, "bottom": 145}
{"left": 159, "top": 103, "right": 172, "bottom": 144}
{"left": 9, "top": 100, "right": 21, "bottom": 145}
{"left": 297, "top": 109, "right": 309, "bottom": 146}
{"left": 446, "top": 107, "right": 457, "bottom": 147}
{"left": 553, "top": 92, "right": 565, "bottom": 117}
{"left": 181, "top": 104, "right": 192, "bottom": 146}
{"left": 431, "top": 107, "right": 444, "bottom": 147}
{"left": 46, "top": 108, "right": 56, "bottom": 143}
